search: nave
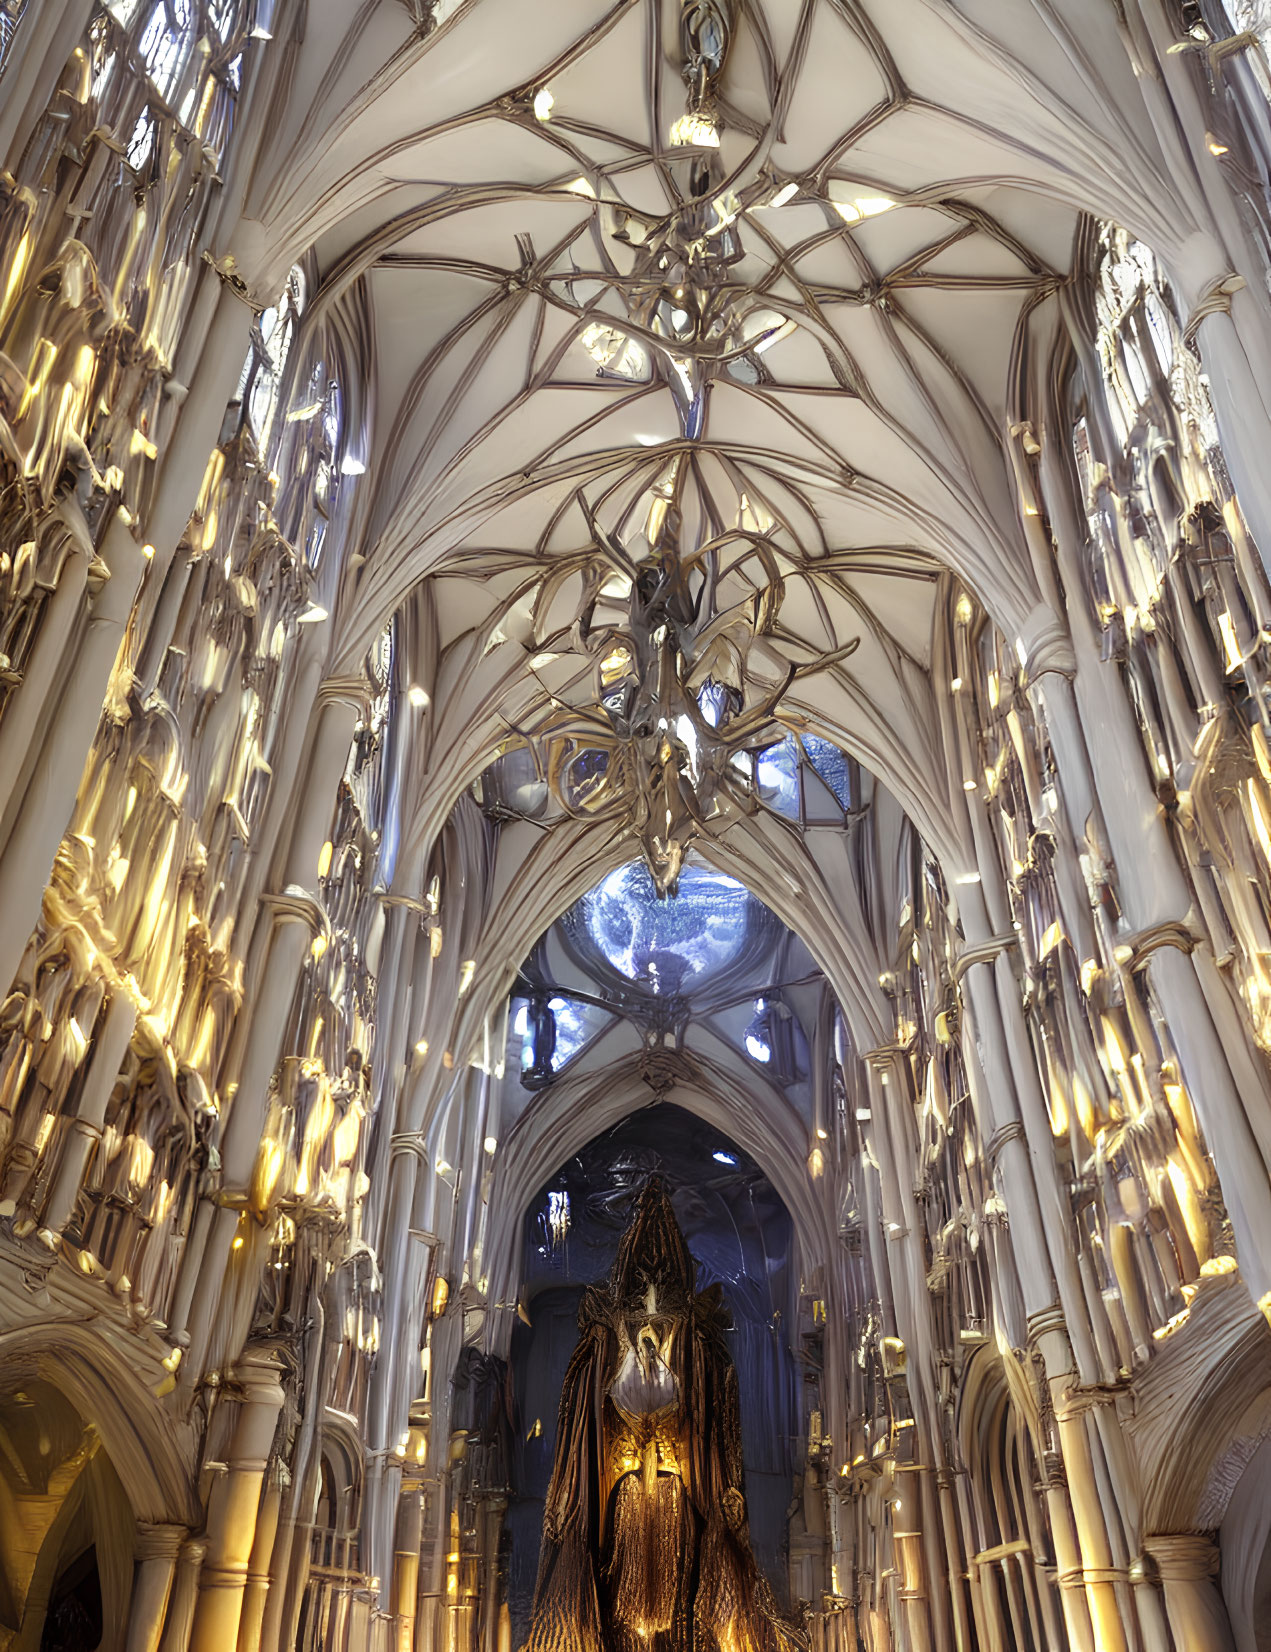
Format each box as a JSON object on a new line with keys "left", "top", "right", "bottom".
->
{"left": 3, "top": 2, "right": 1271, "bottom": 1649}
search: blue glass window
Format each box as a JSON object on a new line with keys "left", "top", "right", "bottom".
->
{"left": 802, "top": 734, "right": 853, "bottom": 808}
{"left": 572, "top": 861, "right": 762, "bottom": 994}
{"left": 743, "top": 733, "right": 853, "bottom": 821}
{"left": 742, "top": 994, "right": 808, "bottom": 1080}
{"left": 755, "top": 736, "right": 800, "bottom": 818}
{"left": 744, "top": 997, "right": 772, "bottom": 1063}
{"left": 512, "top": 994, "right": 605, "bottom": 1081}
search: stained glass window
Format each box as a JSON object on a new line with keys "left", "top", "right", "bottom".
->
{"left": 511, "top": 994, "right": 609, "bottom": 1087}
{"left": 802, "top": 734, "right": 853, "bottom": 809}
{"left": 569, "top": 861, "right": 763, "bottom": 994}
{"left": 238, "top": 266, "right": 305, "bottom": 452}
{"left": 0, "top": 1, "right": 26, "bottom": 76}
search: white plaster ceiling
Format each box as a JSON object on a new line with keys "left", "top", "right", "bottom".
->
{"left": 230, "top": 0, "right": 1212, "bottom": 914}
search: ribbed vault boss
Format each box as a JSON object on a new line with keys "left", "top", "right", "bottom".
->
{"left": 526, "top": 1178, "right": 802, "bottom": 1652}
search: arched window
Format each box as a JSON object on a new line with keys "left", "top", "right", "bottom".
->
{"left": 743, "top": 992, "right": 808, "bottom": 1080}
{"left": 0, "top": 1, "right": 26, "bottom": 75}
{"left": 737, "top": 731, "right": 856, "bottom": 825}
{"left": 87, "top": 2, "right": 249, "bottom": 174}
{"left": 237, "top": 265, "right": 306, "bottom": 454}
{"left": 566, "top": 860, "right": 766, "bottom": 994}
{"left": 510, "top": 993, "right": 610, "bottom": 1089}
{"left": 133, "top": 0, "right": 197, "bottom": 106}
{"left": 960, "top": 1355, "right": 1063, "bottom": 1652}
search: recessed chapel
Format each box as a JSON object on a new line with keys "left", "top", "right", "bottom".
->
{"left": 2, "top": 3, "right": 1271, "bottom": 1650}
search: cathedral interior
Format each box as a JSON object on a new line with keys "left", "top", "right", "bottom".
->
{"left": 7, "top": 1, "right": 1271, "bottom": 1649}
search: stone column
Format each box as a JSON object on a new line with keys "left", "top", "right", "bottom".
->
{"left": 134, "top": 288, "right": 258, "bottom": 695}
{"left": 280, "top": 679, "right": 369, "bottom": 891}
{"left": 891, "top": 1465, "right": 934, "bottom": 1652}
{"left": 235, "top": 1474, "right": 283, "bottom": 1652}
{"left": 0, "top": 509, "right": 145, "bottom": 994}
{"left": 1027, "top": 1311, "right": 1095, "bottom": 1652}
{"left": 189, "top": 1351, "right": 286, "bottom": 1652}
{"left": 1038, "top": 455, "right": 1271, "bottom": 1307}
{"left": 1055, "top": 1407, "right": 1128, "bottom": 1652}
{"left": 175, "top": 895, "right": 318, "bottom": 1370}
{"left": 1142, "top": 1535, "right": 1237, "bottom": 1652}
{"left": 393, "top": 1482, "right": 425, "bottom": 1652}
{"left": 158, "top": 1538, "right": 207, "bottom": 1652}
{"left": 126, "top": 1523, "right": 186, "bottom": 1652}
{"left": 0, "top": 514, "right": 91, "bottom": 842}
{"left": 954, "top": 948, "right": 1054, "bottom": 1318}
{"left": 1178, "top": 246, "right": 1271, "bottom": 584}
{"left": 144, "top": 286, "right": 256, "bottom": 563}
{"left": 862, "top": 1056, "right": 953, "bottom": 1652}
{"left": 1146, "top": 940, "right": 1271, "bottom": 1298}
{"left": 0, "top": 0, "right": 96, "bottom": 167}
{"left": 1127, "top": 1554, "right": 1173, "bottom": 1652}
{"left": 40, "top": 989, "right": 138, "bottom": 1238}
{"left": 932, "top": 1469, "right": 972, "bottom": 1652}
{"left": 177, "top": 679, "right": 364, "bottom": 1379}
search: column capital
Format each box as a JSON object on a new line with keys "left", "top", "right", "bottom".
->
{"left": 1141, "top": 1533, "right": 1221, "bottom": 1580}
{"left": 1018, "top": 603, "right": 1077, "bottom": 687}
{"left": 135, "top": 1522, "right": 188, "bottom": 1562}
{"left": 986, "top": 1120, "right": 1026, "bottom": 1164}
{"left": 261, "top": 888, "right": 324, "bottom": 934}
{"left": 199, "top": 250, "right": 269, "bottom": 316}
{"left": 317, "top": 674, "right": 373, "bottom": 717}
{"left": 1183, "top": 272, "right": 1246, "bottom": 348}
{"left": 1024, "top": 1304, "right": 1068, "bottom": 1342}
{"left": 390, "top": 1131, "right": 429, "bottom": 1163}
{"left": 179, "top": 1536, "right": 208, "bottom": 1567}
{"left": 230, "top": 1348, "right": 287, "bottom": 1407}
{"left": 1120, "top": 919, "right": 1198, "bottom": 970}
{"left": 952, "top": 932, "right": 1018, "bottom": 984}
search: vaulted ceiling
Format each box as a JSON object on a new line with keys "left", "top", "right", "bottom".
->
{"left": 227, "top": 0, "right": 1203, "bottom": 922}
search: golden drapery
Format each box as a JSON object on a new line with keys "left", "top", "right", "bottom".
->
{"left": 525, "top": 1178, "right": 803, "bottom": 1652}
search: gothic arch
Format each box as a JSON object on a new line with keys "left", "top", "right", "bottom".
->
{"left": 956, "top": 1345, "right": 1064, "bottom": 1652}
{"left": 484, "top": 1060, "right": 834, "bottom": 1359}
{"left": 0, "top": 1324, "right": 198, "bottom": 1525}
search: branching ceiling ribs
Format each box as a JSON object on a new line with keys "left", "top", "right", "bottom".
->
{"left": 11, "top": 3, "right": 1271, "bottom": 1650}
{"left": 216, "top": 0, "right": 1258, "bottom": 1235}
{"left": 231, "top": 0, "right": 1188, "bottom": 905}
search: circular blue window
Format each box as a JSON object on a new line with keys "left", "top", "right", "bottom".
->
{"left": 566, "top": 861, "right": 768, "bottom": 995}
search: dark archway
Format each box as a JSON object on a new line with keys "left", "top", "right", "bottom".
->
{"left": 0, "top": 1378, "right": 135, "bottom": 1652}
{"left": 503, "top": 1103, "right": 803, "bottom": 1648}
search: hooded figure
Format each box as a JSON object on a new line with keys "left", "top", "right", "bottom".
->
{"left": 526, "top": 1178, "right": 802, "bottom": 1652}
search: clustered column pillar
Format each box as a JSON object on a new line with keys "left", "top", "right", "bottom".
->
{"left": 393, "top": 1480, "right": 425, "bottom": 1652}
{"left": 1141, "top": 1535, "right": 1237, "bottom": 1652}
{"left": 189, "top": 1350, "right": 286, "bottom": 1652}
{"left": 158, "top": 1539, "right": 208, "bottom": 1652}
{"left": 237, "top": 1466, "right": 285, "bottom": 1652}
{"left": 126, "top": 1523, "right": 187, "bottom": 1652}
{"left": 40, "top": 988, "right": 138, "bottom": 1240}
{"left": 175, "top": 676, "right": 367, "bottom": 1375}
{"left": 0, "top": 508, "right": 145, "bottom": 993}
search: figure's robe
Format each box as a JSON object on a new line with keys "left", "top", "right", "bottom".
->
{"left": 525, "top": 1179, "right": 802, "bottom": 1652}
